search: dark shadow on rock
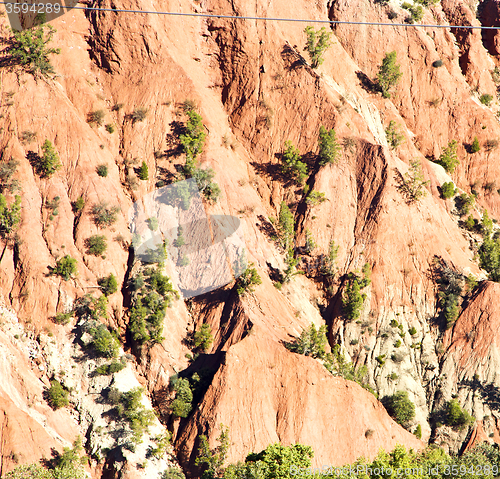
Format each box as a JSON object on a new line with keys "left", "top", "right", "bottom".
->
{"left": 356, "top": 71, "right": 378, "bottom": 94}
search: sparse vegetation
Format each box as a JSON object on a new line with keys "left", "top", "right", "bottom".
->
{"left": 195, "top": 424, "right": 230, "bottom": 479}
{"left": 382, "top": 390, "right": 415, "bottom": 428}
{"left": 96, "top": 359, "right": 126, "bottom": 375}
{"left": 304, "top": 26, "right": 332, "bottom": 69}
{"left": 385, "top": 121, "right": 405, "bottom": 149}
{"left": 471, "top": 136, "right": 481, "bottom": 153}
{"left": 436, "top": 140, "right": 459, "bottom": 173}
{"left": 402, "top": 2, "right": 424, "bottom": 23}
{"left": 306, "top": 191, "right": 326, "bottom": 206}
{"left": 321, "top": 239, "right": 339, "bottom": 278}
{"left": 85, "top": 235, "right": 107, "bottom": 256}
{"left": 281, "top": 141, "right": 307, "bottom": 184}
{"left": 180, "top": 109, "right": 207, "bottom": 165}
{"left": 38, "top": 140, "right": 61, "bottom": 178}
{"left": 342, "top": 263, "right": 371, "bottom": 320}
{"left": 53, "top": 255, "right": 77, "bottom": 280}
{"left": 0, "top": 194, "right": 21, "bottom": 239}
{"left": 92, "top": 201, "right": 120, "bottom": 227}
{"left": 236, "top": 263, "right": 262, "bottom": 296}
{"left": 277, "top": 202, "right": 295, "bottom": 251}
{"left": 440, "top": 181, "right": 456, "bottom": 199}
{"left": 455, "top": 193, "right": 475, "bottom": 216}
{"left": 377, "top": 51, "right": 402, "bottom": 98}
{"left": 286, "top": 323, "right": 327, "bottom": 359}
{"left": 87, "top": 110, "right": 105, "bottom": 126}
{"left": 445, "top": 399, "right": 474, "bottom": 430}
{"left": 432, "top": 59, "right": 444, "bottom": 68}
{"left": 480, "top": 94, "right": 494, "bottom": 106}
{"left": 89, "top": 323, "right": 119, "bottom": 358}
{"left": 193, "top": 324, "right": 213, "bottom": 352}
{"left": 138, "top": 161, "right": 149, "bottom": 180}
{"left": 72, "top": 196, "right": 85, "bottom": 214}
{"left": 9, "top": 25, "right": 61, "bottom": 77}
{"left": 132, "top": 107, "right": 148, "bottom": 123}
{"left": 318, "top": 126, "right": 341, "bottom": 165}
{"left": 146, "top": 216, "right": 159, "bottom": 231}
{"left": 47, "top": 380, "right": 69, "bottom": 409}
{"left": 96, "top": 164, "right": 108, "bottom": 177}
{"left": 105, "top": 123, "right": 115, "bottom": 133}
{"left": 98, "top": 273, "right": 118, "bottom": 296}
{"left": 398, "top": 160, "right": 429, "bottom": 203}
{"left": 170, "top": 377, "right": 193, "bottom": 418}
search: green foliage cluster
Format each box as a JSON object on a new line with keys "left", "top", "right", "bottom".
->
{"left": 47, "top": 380, "right": 69, "bottom": 410}
{"left": 72, "top": 196, "right": 85, "bottom": 214}
{"left": 0, "top": 157, "right": 20, "bottom": 194}
{"left": 440, "top": 181, "right": 456, "bottom": 199}
{"left": 318, "top": 126, "right": 341, "bottom": 165}
{"left": 385, "top": 121, "right": 405, "bottom": 149}
{"left": 341, "top": 263, "right": 371, "bottom": 320}
{"left": 194, "top": 324, "right": 214, "bottom": 352}
{"left": 9, "top": 25, "right": 60, "bottom": 77}
{"left": 479, "top": 236, "right": 500, "bottom": 282}
{"left": 480, "top": 94, "right": 494, "bottom": 106}
{"left": 96, "top": 164, "right": 108, "bottom": 177}
{"left": 107, "top": 387, "right": 155, "bottom": 444}
{"left": 87, "top": 110, "right": 105, "bottom": 126}
{"left": 304, "top": 229, "right": 317, "bottom": 255}
{"left": 92, "top": 201, "right": 120, "bottom": 227}
{"left": 446, "top": 399, "right": 475, "bottom": 430}
{"left": 281, "top": 141, "right": 307, "bottom": 184}
{"left": 196, "top": 425, "right": 230, "bottom": 479}
{"left": 236, "top": 263, "right": 262, "bottom": 296}
{"left": 98, "top": 273, "right": 118, "bottom": 296}
{"left": 138, "top": 161, "right": 149, "bottom": 180}
{"left": 85, "top": 234, "right": 107, "bottom": 256}
{"left": 382, "top": 390, "right": 416, "bottom": 428}
{"left": 170, "top": 376, "right": 193, "bottom": 418}
{"left": 73, "top": 294, "right": 107, "bottom": 321}
{"left": 181, "top": 109, "right": 207, "bottom": 165}
{"left": 402, "top": 2, "right": 424, "bottom": 23}
{"left": 285, "top": 323, "right": 328, "bottom": 359}
{"left": 96, "top": 358, "right": 126, "bottom": 375}
{"left": 398, "top": 160, "right": 429, "bottom": 203}
{"left": 306, "top": 191, "right": 326, "bottom": 206}
{"left": 304, "top": 26, "right": 332, "bottom": 69}
{"left": 277, "top": 202, "right": 295, "bottom": 251}
{"left": 146, "top": 216, "right": 159, "bottom": 231}
{"left": 320, "top": 239, "right": 339, "bottom": 278}
{"left": 162, "top": 467, "right": 186, "bottom": 479}
{"left": 471, "top": 137, "right": 481, "bottom": 153}
{"left": 53, "top": 312, "right": 72, "bottom": 325}
{"left": 53, "top": 255, "right": 77, "bottom": 280}
{"left": 437, "top": 140, "right": 459, "bottom": 173}
{"left": 148, "top": 432, "right": 172, "bottom": 459}
{"left": 128, "top": 266, "right": 178, "bottom": 345}
{"left": 0, "top": 193, "right": 21, "bottom": 239}
{"left": 435, "top": 261, "right": 468, "bottom": 328}
{"left": 38, "top": 140, "right": 61, "bottom": 178}
{"left": 89, "top": 323, "right": 120, "bottom": 358}
{"left": 377, "top": 51, "right": 402, "bottom": 98}
{"left": 192, "top": 166, "right": 221, "bottom": 203}
{"left": 455, "top": 193, "right": 475, "bottom": 216}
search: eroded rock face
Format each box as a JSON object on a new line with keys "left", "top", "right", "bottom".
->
{"left": 3, "top": 0, "right": 500, "bottom": 476}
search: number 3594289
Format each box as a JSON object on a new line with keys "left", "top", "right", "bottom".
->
{"left": 5, "top": 2, "right": 62, "bottom": 13}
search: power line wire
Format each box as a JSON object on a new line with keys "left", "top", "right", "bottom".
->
{"left": 2, "top": 2, "right": 500, "bottom": 30}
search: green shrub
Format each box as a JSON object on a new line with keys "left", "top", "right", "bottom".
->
{"left": 318, "top": 126, "right": 341, "bottom": 165}
{"left": 480, "top": 94, "right": 494, "bottom": 106}
{"left": 432, "top": 59, "right": 444, "bottom": 68}
{"left": 72, "top": 196, "right": 85, "bottom": 213}
{"left": 105, "top": 123, "right": 115, "bottom": 133}
{"left": 377, "top": 51, "right": 402, "bottom": 98}
{"left": 180, "top": 110, "right": 206, "bottom": 163}
{"left": 192, "top": 166, "right": 221, "bottom": 203}
{"left": 306, "top": 191, "right": 326, "bottom": 206}
{"left": 54, "top": 312, "right": 72, "bottom": 325}
{"left": 304, "top": 26, "right": 332, "bottom": 68}
{"left": 382, "top": 390, "right": 415, "bottom": 427}
{"left": 409, "top": 326, "right": 417, "bottom": 336}
{"left": 146, "top": 217, "right": 159, "bottom": 231}
{"left": 437, "top": 140, "right": 459, "bottom": 173}
{"left": 286, "top": 324, "right": 327, "bottom": 359}
{"left": 389, "top": 372, "right": 399, "bottom": 381}
{"left": 10, "top": 25, "right": 60, "bottom": 77}
{"left": 455, "top": 193, "right": 475, "bottom": 216}
{"left": 385, "top": 121, "right": 405, "bottom": 149}
{"left": 446, "top": 399, "right": 474, "bottom": 430}
{"left": 304, "top": 229, "right": 317, "bottom": 254}
{"left": 170, "top": 377, "right": 193, "bottom": 418}
{"left": 96, "top": 164, "right": 108, "bottom": 177}
{"left": 98, "top": 273, "right": 118, "bottom": 296}
{"left": 321, "top": 239, "right": 339, "bottom": 278}
{"left": 402, "top": 2, "right": 424, "bottom": 23}
{"left": 0, "top": 157, "right": 19, "bottom": 191}
{"left": 85, "top": 235, "right": 107, "bottom": 256}
{"left": 395, "top": 339, "right": 402, "bottom": 348}
{"left": 414, "top": 424, "right": 422, "bottom": 439}
{"left": 47, "top": 380, "right": 69, "bottom": 409}
{"left": 92, "top": 201, "right": 120, "bottom": 227}
{"left": 398, "top": 160, "right": 429, "bottom": 203}
{"left": 132, "top": 107, "right": 148, "bottom": 123}
{"left": 479, "top": 236, "right": 500, "bottom": 282}
{"left": 0, "top": 193, "right": 21, "bottom": 239}
{"left": 277, "top": 202, "right": 295, "bottom": 250}
{"left": 87, "top": 110, "right": 105, "bottom": 126}
{"left": 440, "top": 181, "right": 456, "bottom": 199}
{"left": 53, "top": 255, "right": 77, "bottom": 280}
{"left": 138, "top": 161, "right": 149, "bottom": 180}
{"left": 193, "top": 324, "right": 213, "bottom": 352}
{"left": 342, "top": 264, "right": 371, "bottom": 320}
{"left": 236, "top": 264, "right": 262, "bottom": 296}
{"left": 471, "top": 136, "right": 481, "bottom": 153}
{"left": 89, "top": 323, "right": 119, "bottom": 358}
{"left": 281, "top": 141, "right": 307, "bottom": 184}
{"left": 195, "top": 425, "right": 230, "bottom": 479}
{"left": 96, "top": 359, "right": 125, "bottom": 375}
{"left": 38, "top": 140, "right": 61, "bottom": 178}
{"left": 161, "top": 467, "right": 186, "bottom": 479}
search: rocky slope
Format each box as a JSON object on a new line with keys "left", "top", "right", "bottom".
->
{"left": 2, "top": 0, "right": 500, "bottom": 477}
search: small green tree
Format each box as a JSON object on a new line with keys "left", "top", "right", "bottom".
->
{"left": 96, "top": 164, "right": 108, "bottom": 177}
{"left": 414, "top": 424, "right": 422, "bottom": 439}
{"left": 236, "top": 264, "right": 262, "bottom": 296}
{"left": 304, "top": 229, "right": 317, "bottom": 254}
{"left": 47, "top": 380, "right": 69, "bottom": 409}
{"left": 10, "top": 25, "right": 60, "bottom": 77}
{"left": 480, "top": 93, "right": 493, "bottom": 106}
{"left": 98, "top": 273, "right": 118, "bottom": 296}
{"left": 402, "top": 2, "right": 424, "bottom": 23}
{"left": 382, "top": 390, "right": 415, "bottom": 428}
{"left": 281, "top": 141, "right": 307, "bottom": 184}
{"left": 277, "top": 202, "right": 295, "bottom": 250}
{"left": 138, "top": 161, "right": 149, "bottom": 180}
{"left": 377, "top": 51, "right": 402, "bottom": 98}
{"left": 440, "top": 181, "right": 456, "bottom": 199}
{"left": 321, "top": 239, "right": 339, "bottom": 277}
{"left": 398, "top": 160, "right": 429, "bottom": 203}
{"left": 87, "top": 110, "right": 105, "bottom": 127}
{"left": 195, "top": 424, "right": 230, "bottom": 479}
{"left": 180, "top": 110, "right": 207, "bottom": 164}
{"left": 304, "top": 26, "right": 332, "bottom": 68}
{"left": 39, "top": 140, "right": 61, "bottom": 178}
{"left": 192, "top": 167, "right": 221, "bottom": 203}
{"left": 385, "top": 121, "right": 405, "bottom": 149}
{"left": 455, "top": 193, "right": 475, "bottom": 216}
{"left": 53, "top": 255, "right": 77, "bottom": 280}
{"left": 89, "top": 323, "right": 119, "bottom": 358}
{"left": 305, "top": 191, "right": 326, "bottom": 206}
{"left": 0, "top": 194, "right": 21, "bottom": 239}
{"left": 342, "top": 264, "right": 371, "bottom": 320}
{"left": 471, "top": 136, "right": 481, "bottom": 153}
{"left": 170, "top": 377, "right": 193, "bottom": 418}
{"left": 437, "top": 140, "right": 459, "bottom": 173}
{"left": 85, "top": 235, "right": 107, "bottom": 256}
{"left": 446, "top": 399, "right": 474, "bottom": 430}
{"left": 285, "top": 323, "right": 328, "bottom": 359}
{"left": 92, "top": 201, "right": 120, "bottom": 227}
{"left": 193, "top": 324, "right": 214, "bottom": 352}
{"left": 318, "top": 126, "right": 341, "bottom": 165}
